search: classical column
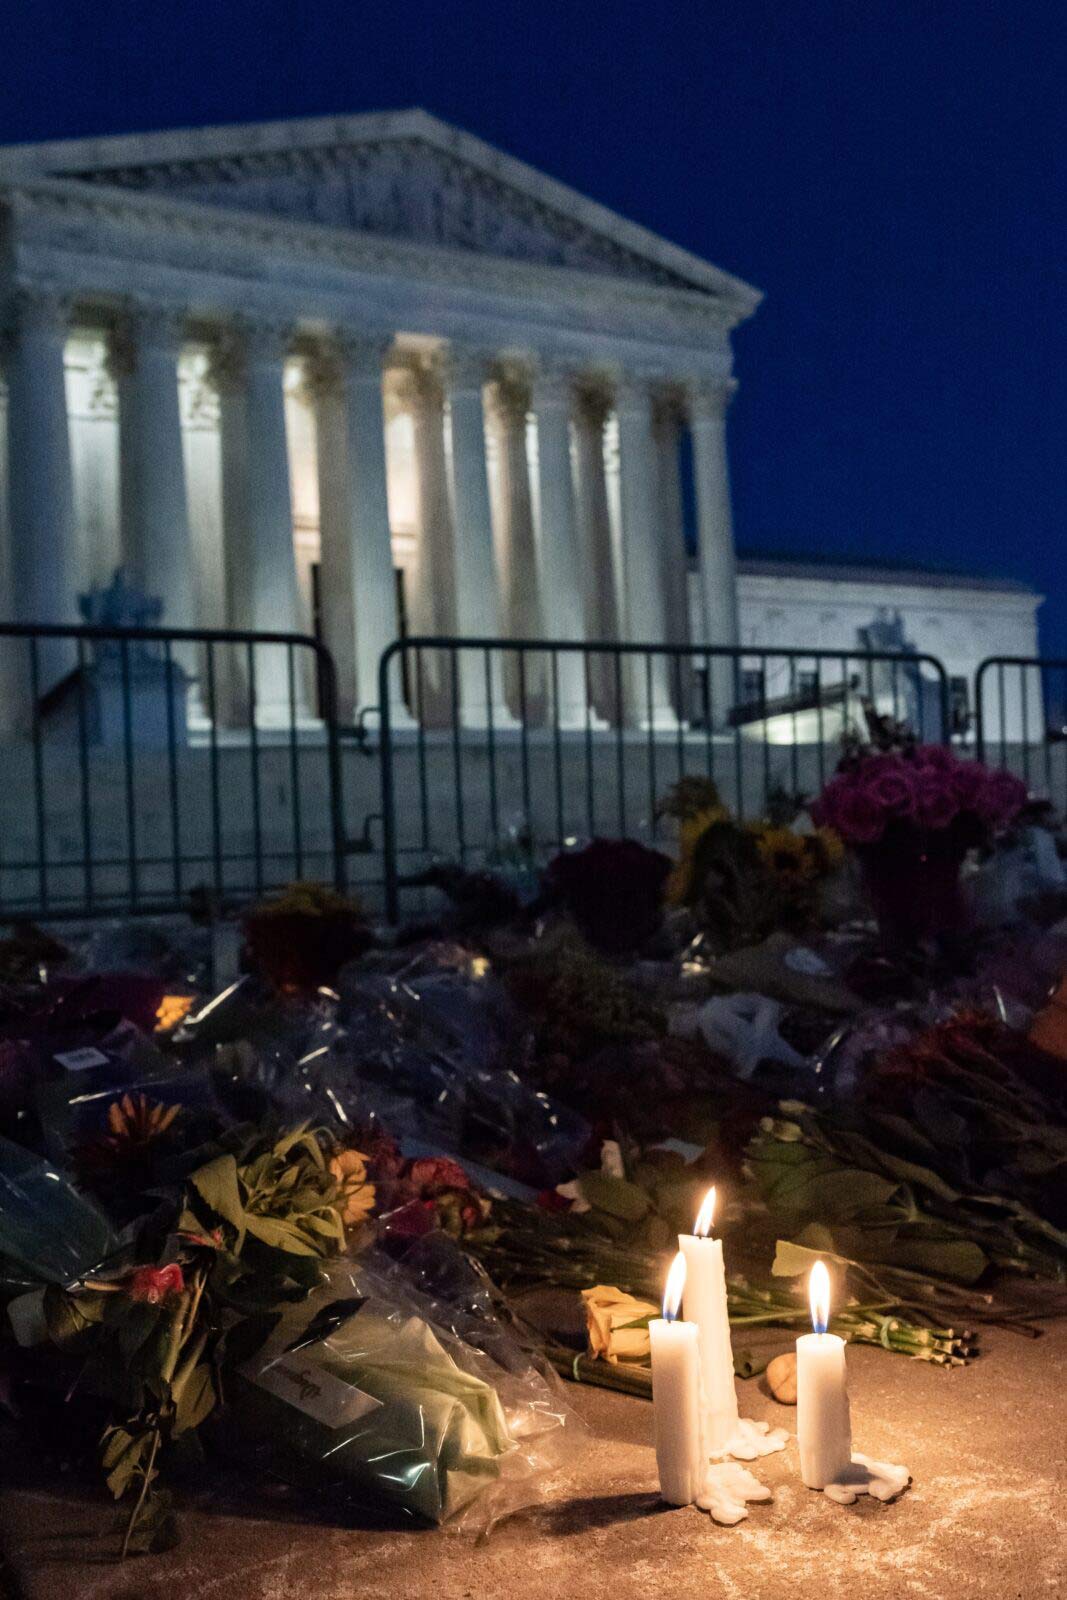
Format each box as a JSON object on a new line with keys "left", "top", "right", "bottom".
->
{"left": 491, "top": 365, "right": 546, "bottom": 718}
{"left": 402, "top": 358, "right": 455, "bottom": 723}
{"left": 530, "top": 360, "right": 591, "bottom": 728}
{"left": 443, "top": 346, "right": 512, "bottom": 728}
{"left": 214, "top": 316, "right": 308, "bottom": 724}
{"left": 654, "top": 391, "right": 692, "bottom": 718}
{"left": 614, "top": 374, "right": 677, "bottom": 728}
{"left": 572, "top": 383, "right": 620, "bottom": 722}
{"left": 312, "top": 332, "right": 410, "bottom": 728}
{"left": 112, "top": 301, "right": 202, "bottom": 715}
{"left": 3, "top": 286, "right": 79, "bottom": 693}
{"left": 114, "top": 304, "right": 196, "bottom": 622}
{"left": 689, "top": 377, "right": 740, "bottom": 724}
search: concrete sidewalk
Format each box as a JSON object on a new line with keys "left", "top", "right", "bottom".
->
{"left": 2, "top": 1319, "right": 1064, "bottom": 1600}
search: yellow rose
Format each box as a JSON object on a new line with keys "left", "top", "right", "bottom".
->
{"left": 581, "top": 1285, "right": 659, "bottom": 1365}
{"left": 328, "top": 1149, "right": 377, "bottom": 1227}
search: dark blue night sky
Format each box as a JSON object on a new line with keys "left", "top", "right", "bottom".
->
{"left": 4, "top": 1, "right": 1065, "bottom": 651}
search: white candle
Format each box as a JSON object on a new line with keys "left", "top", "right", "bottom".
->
{"left": 679, "top": 1185, "right": 740, "bottom": 1455}
{"left": 650, "top": 1252, "right": 705, "bottom": 1505}
{"left": 796, "top": 1260, "right": 853, "bottom": 1489}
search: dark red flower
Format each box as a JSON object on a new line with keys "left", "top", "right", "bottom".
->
{"left": 406, "top": 1156, "right": 472, "bottom": 1196}
{"left": 127, "top": 1263, "right": 185, "bottom": 1304}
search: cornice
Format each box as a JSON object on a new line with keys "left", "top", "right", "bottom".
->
{"left": 0, "top": 108, "right": 763, "bottom": 316}
{"left": 0, "top": 176, "right": 750, "bottom": 336}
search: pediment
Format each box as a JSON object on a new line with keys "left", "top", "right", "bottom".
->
{"left": 0, "top": 111, "right": 760, "bottom": 313}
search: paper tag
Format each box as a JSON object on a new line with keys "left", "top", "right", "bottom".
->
{"left": 53, "top": 1046, "right": 111, "bottom": 1072}
{"left": 246, "top": 1353, "right": 382, "bottom": 1429}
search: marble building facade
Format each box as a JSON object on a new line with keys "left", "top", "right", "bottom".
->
{"left": 0, "top": 109, "right": 760, "bottom": 730}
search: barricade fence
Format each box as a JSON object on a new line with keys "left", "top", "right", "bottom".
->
{"left": 378, "top": 636, "right": 952, "bottom": 922}
{"left": 2, "top": 627, "right": 1061, "bottom": 927}
{"left": 974, "top": 656, "right": 1067, "bottom": 812}
{"left": 0, "top": 622, "right": 347, "bottom": 920}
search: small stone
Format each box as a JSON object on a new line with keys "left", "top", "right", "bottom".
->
{"left": 766, "top": 1351, "right": 797, "bottom": 1404}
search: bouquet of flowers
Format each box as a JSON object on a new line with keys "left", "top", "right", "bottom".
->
{"left": 812, "top": 725, "right": 1027, "bottom": 944}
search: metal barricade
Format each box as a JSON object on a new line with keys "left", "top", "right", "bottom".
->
{"left": 378, "top": 636, "right": 951, "bottom": 922}
{"left": 974, "top": 655, "right": 1067, "bottom": 808}
{"left": 0, "top": 622, "right": 347, "bottom": 920}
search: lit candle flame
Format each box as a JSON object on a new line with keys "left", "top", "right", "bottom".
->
{"left": 662, "top": 1251, "right": 687, "bottom": 1322}
{"left": 693, "top": 1185, "right": 716, "bottom": 1238}
{"left": 809, "top": 1259, "right": 831, "bottom": 1335}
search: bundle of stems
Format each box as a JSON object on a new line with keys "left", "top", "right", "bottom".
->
{"left": 467, "top": 1199, "right": 971, "bottom": 1365}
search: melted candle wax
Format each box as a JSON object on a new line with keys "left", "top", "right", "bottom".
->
{"left": 797, "top": 1261, "right": 911, "bottom": 1504}
{"left": 679, "top": 1187, "right": 787, "bottom": 1462}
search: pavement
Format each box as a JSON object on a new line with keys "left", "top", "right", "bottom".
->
{"left": 1, "top": 1316, "right": 1064, "bottom": 1600}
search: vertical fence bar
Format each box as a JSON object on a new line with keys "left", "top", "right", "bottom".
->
{"left": 75, "top": 636, "right": 94, "bottom": 911}
{"left": 732, "top": 654, "right": 744, "bottom": 819}
{"left": 614, "top": 650, "right": 626, "bottom": 836}
{"left": 550, "top": 650, "right": 565, "bottom": 850}
{"left": 163, "top": 637, "right": 182, "bottom": 905}
{"left": 205, "top": 640, "right": 224, "bottom": 902}
{"left": 247, "top": 642, "right": 264, "bottom": 898}
{"left": 484, "top": 648, "right": 499, "bottom": 847}
{"left": 379, "top": 643, "right": 399, "bottom": 924}
{"left": 28, "top": 637, "right": 47, "bottom": 914}
{"left": 450, "top": 649, "right": 466, "bottom": 865}
{"left": 517, "top": 648, "right": 532, "bottom": 842}
{"left": 415, "top": 647, "right": 430, "bottom": 853}
{"left": 645, "top": 652, "right": 657, "bottom": 839}
{"left": 120, "top": 636, "right": 138, "bottom": 909}
{"left": 317, "top": 643, "right": 347, "bottom": 893}
{"left": 286, "top": 645, "right": 305, "bottom": 881}
{"left": 583, "top": 651, "right": 596, "bottom": 838}
{"left": 703, "top": 652, "right": 714, "bottom": 782}
{"left": 674, "top": 653, "right": 686, "bottom": 785}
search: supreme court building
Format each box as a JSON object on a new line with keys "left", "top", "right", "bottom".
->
{"left": 0, "top": 109, "right": 759, "bottom": 731}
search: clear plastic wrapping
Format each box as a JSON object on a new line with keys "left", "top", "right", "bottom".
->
{"left": 219, "top": 1248, "right": 582, "bottom": 1529}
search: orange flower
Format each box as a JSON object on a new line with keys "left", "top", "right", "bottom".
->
{"left": 328, "top": 1149, "right": 377, "bottom": 1227}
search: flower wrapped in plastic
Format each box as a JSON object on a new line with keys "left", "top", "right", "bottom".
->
{"left": 221, "top": 1256, "right": 578, "bottom": 1527}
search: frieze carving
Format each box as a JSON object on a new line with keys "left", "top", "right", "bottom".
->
{"left": 67, "top": 138, "right": 698, "bottom": 291}
{"left": 6, "top": 180, "right": 742, "bottom": 339}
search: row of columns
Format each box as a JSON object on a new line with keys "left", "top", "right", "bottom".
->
{"left": 1, "top": 285, "right": 740, "bottom": 729}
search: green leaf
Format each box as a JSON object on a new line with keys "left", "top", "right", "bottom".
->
{"left": 190, "top": 1154, "right": 247, "bottom": 1246}
{"left": 771, "top": 1238, "right": 855, "bottom": 1279}
{"left": 102, "top": 1429, "right": 149, "bottom": 1499}
{"left": 173, "top": 1364, "right": 215, "bottom": 1436}
{"left": 244, "top": 1213, "right": 324, "bottom": 1256}
{"left": 577, "top": 1172, "right": 653, "bottom": 1224}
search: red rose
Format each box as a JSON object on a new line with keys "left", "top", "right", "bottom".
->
{"left": 860, "top": 760, "right": 918, "bottom": 818}
{"left": 951, "top": 761, "right": 988, "bottom": 810}
{"left": 913, "top": 773, "right": 959, "bottom": 831}
{"left": 833, "top": 785, "right": 887, "bottom": 844}
{"left": 128, "top": 1263, "right": 185, "bottom": 1304}
{"left": 406, "top": 1156, "right": 472, "bottom": 1196}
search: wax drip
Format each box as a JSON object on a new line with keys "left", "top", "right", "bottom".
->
{"left": 716, "top": 1415, "right": 790, "bottom": 1461}
{"left": 695, "top": 1461, "right": 772, "bottom": 1525}
{"left": 818, "top": 1452, "right": 911, "bottom": 1504}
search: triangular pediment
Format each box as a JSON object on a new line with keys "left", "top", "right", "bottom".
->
{"left": 0, "top": 110, "right": 760, "bottom": 313}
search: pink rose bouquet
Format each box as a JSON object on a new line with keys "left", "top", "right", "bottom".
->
{"left": 812, "top": 745, "right": 1026, "bottom": 847}
{"left": 812, "top": 742, "right": 1028, "bottom": 946}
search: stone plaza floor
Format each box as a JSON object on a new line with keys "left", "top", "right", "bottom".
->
{"left": 2, "top": 1316, "right": 1063, "bottom": 1600}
